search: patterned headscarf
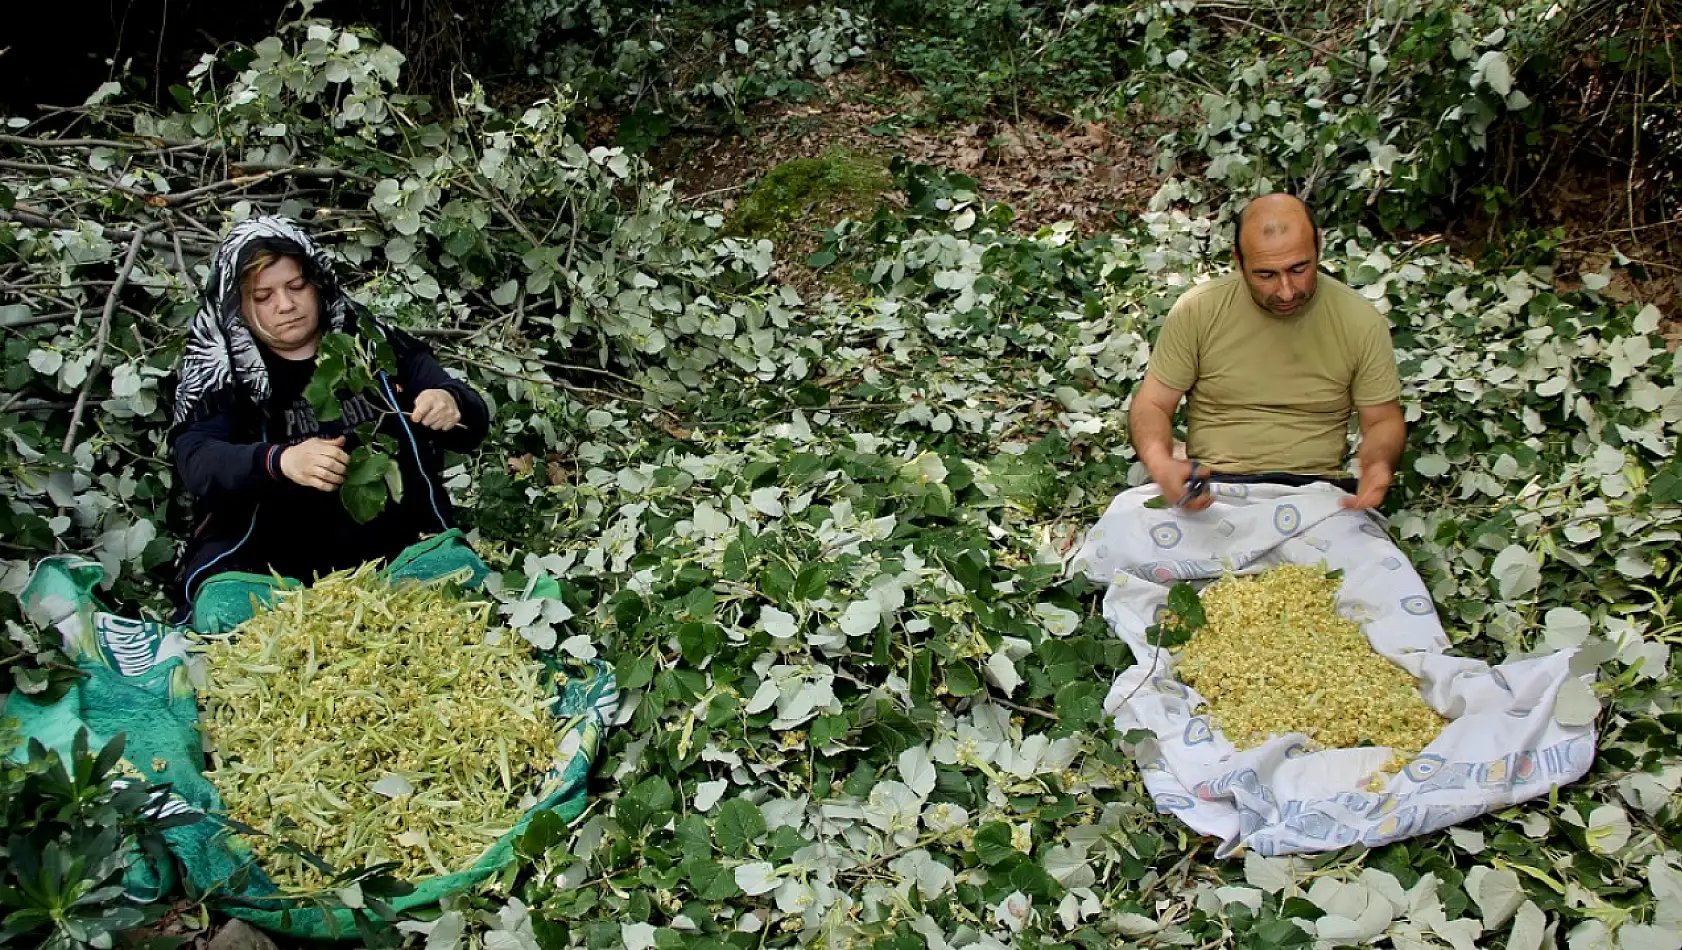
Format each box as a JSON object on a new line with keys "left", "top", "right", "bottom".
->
{"left": 170, "top": 216, "right": 381, "bottom": 429}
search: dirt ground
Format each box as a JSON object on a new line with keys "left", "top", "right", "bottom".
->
{"left": 652, "top": 67, "right": 1161, "bottom": 236}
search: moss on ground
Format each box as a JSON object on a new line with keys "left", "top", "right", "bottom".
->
{"left": 722, "top": 150, "right": 894, "bottom": 243}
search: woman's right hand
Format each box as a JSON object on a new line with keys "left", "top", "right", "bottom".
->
{"left": 279, "top": 436, "right": 349, "bottom": 491}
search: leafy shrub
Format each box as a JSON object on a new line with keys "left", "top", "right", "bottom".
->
{"left": 869, "top": 0, "right": 1140, "bottom": 120}
{"left": 1133, "top": 0, "right": 1679, "bottom": 233}
{"left": 0, "top": 590, "right": 81, "bottom": 703}
{"left": 0, "top": 730, "right": 195, "bottom": 949}
{"left": 491, "top": 1, "right": 872, "bottom": 129}
{"left": 1526, "top": 0, "right": 1682, "bottom": 218}
{"left": 1132, "top": 0, "right": 1545, "bottom": 231}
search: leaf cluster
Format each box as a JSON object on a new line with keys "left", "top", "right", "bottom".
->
{"left": 0, "top": 730, "right": 198, "bottom": 950}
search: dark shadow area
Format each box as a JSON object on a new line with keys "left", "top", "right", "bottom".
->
{"left": 0, "top": 0, "right": 489, "bottom": 114}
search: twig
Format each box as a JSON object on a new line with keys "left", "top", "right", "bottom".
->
{"left": 0, "top": 133, "right": 206, "bottom": 151}
{"left": 170, "top": 210, "right": 224, "bottom": 243}
{"left": 171, "top": 228, "right": 191, "bottom": 285}
{"left": 0, "top": 208, "right": 206, "bottom": 252}
{"left": 165, "top": 164, "right": 375, "bottom": 205}
{"left": 838, "top": 842, "right": 923, "bottom": 878}
{"left": 459, "top": 180, "right": 639, "bottom": 343}
{"left": 685, "top": 181, "right": 752, "bottom": 203}
{"left": 0, "top": 159, "right": 151, "bottom": 202}
{"left": 231, "top": 162, "right": 375, "bottom": 184}
{"left": 0, "top": 310, "right": 78, "bottom": 331}
{"left": 62, "top": 230, "right": 148, "bottom": 453}
{"left": 445, "top": 339, "right": 651, "bottom": 389}
{"left": 406, "top": 327, "right": 479, "bottom": 339}
{"left": 1557, "top": 216, "right": 1682, "bottom": 243}
{"left": 1207, "top": 13, "right": 1364, "bottom": 69}
{"left": 0, "top": 158, "right": 83, "bottom": 176}
{"left": 446, "top": 352, "right": 682, "bottom": 425}
{"left": 988, "top": 695, "right": 1060, "bottom": 721}
{"left": 5, "top": 399, "right": 75, "bottom": 413}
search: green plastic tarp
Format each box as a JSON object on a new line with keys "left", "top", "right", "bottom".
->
{"left": 4, "top": 532, "right": 616, "bottom": 939}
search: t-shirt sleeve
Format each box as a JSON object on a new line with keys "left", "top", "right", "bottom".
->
{"left": 1352, "top": 314, "right": 1403, "bottom": 406}
{"left": 1148, "top": 292, "right": 1202, "bottom": 392}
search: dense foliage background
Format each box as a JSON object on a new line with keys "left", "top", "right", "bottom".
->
{"left": 2, "top": 1, "right": 1679, "bottom": 948}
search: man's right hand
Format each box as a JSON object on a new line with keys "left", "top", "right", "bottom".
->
{"left": 1149, "top": 458, "right": 1214, "bottom": 512}
{"left": 279, "top": 436, "right": 349, "bottom": 491}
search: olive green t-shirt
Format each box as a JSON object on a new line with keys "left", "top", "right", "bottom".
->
{"left": 1146, "top": 272, "right": 1401, "bottom": 478}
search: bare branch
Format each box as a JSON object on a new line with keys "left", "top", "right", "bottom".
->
{"left": 0, "top": 133, "right": 187, "bottom": 150}
{"left": 62, "top": 229, "right": 149, "bottom": 453}
{"left": 0, "top": 208, "right": 210, "bottom": 252}
{"left": 0, "top": 310, "right": 79, "bottom": 331}
{"left": 165, "top": 164, "right": 375, "bottom": 206}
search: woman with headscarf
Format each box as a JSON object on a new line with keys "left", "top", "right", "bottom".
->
{"left": 170, "top": 217, "right": 490, "bottom": 628}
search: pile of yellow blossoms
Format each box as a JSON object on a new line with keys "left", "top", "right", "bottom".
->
{"left": 1176, "top": 565, "right": 1445, "bottom": 757}
{"left": 198, "top": 566, "right": 564, "bottom": 890}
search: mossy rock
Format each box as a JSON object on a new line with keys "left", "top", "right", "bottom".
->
{"left": 723, "top": 150, "right": 895, "bottom": 243}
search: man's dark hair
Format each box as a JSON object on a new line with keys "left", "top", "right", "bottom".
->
{"left": 1233, "top": 195, "right": 1321, "bottom": 264}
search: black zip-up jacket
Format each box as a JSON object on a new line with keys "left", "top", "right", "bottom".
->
{"left": 171, "top": 326, "right": 489, "bottom": 610}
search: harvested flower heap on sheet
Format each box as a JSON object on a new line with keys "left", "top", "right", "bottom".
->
{"left": 198, "top": 565, "right": 565, "bottom": 890}
{"left": 1176, "top": 564, "right": 1446, "bottom": 758}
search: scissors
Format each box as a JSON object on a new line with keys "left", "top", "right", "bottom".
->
{"left": 1176, "top": 460, "right": 1210, "bottom": 510}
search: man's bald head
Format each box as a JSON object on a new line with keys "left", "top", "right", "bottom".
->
{"left": 1232, "top": 194, "right": 1323, "bottom": 317}
{"left": 1233, "top": 194, "right": 1320, "bottom": 265}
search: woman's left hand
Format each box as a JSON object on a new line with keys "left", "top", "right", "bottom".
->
{"left": 410, "top": 388, "right": 461, "bottom": 431}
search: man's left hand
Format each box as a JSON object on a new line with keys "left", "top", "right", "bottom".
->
{"left": 1341, "top": 461, "right": 1392, "bottom": 510}
{"left": 410, "top": 388, "right": 461, "bottom": 431}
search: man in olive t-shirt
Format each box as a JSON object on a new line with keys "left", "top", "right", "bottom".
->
{"left": 1128, "top": 194, "right": 1406, "bottom": 512}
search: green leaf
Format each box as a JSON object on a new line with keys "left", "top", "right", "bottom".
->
{"left": 1054, "top": 681, "right": 1103, "bottom": 727}
{"left": 721, "top": 539, "right": 749, "bottom": 581}
{"left": 859, "top": 707, "right": 927, "bottom": 756}
{"left": 516, "top": 810, "right": 567, "bottom": 860}
{"left": 810, "top": 713, "right": 851, "bottom": 747}
{"left": 340, "top": 446, "right": 394, "bottom": 523}
{"left": 1008, "top": 858, "right": 1061, "bottom": 899}
{"left": 616, "top": 654, "right": 656, "bottom": 692}
{"left": 714, "top": 798, "right": 767, "bottom": 856}
{"left": 344, "top": 446, "right": 391, "bottom": 486}
{"left": 1146, "top": 622, "right": 1191, "bottom": 649}
{"left": 793, "top": 564, "right": 832, "bottom": 600}
{"left": 1649, "top": 467, "right": 1682, "bottom": 504}
{"left": 1166, "top": 583, "right": 1205, "bottom": 631}
{"left": 303, "top": 371, "right": 343, "bottom": 422}
{"left": 974, "top": 823, "right": 1017, "bottom": 866}
{"left": 341, "top": 482, "right": 387, "bottom": 524}
{"left": 683, "top": 859, "right": 741, "bottom": 900}
{"left": 945, "top": 661, "right": 982, "bottom": 697}
{"left": 676, "top": 621, "right": 723, "bottom": 664}
{"left": 675, "top": 814, "right": 712, "bottom": 859}
{"left": 617, "top": 776, "right": 675, "bottom": 834}
{"left": 762, "top": 560, "right": 795, "bottom": 602}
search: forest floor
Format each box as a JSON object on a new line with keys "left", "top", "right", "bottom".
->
{"left": 646, "top": 64, "right": 1682, "bottom": 344}
{"left": 653, "top": 67, "right": 1161, "bottom": 234}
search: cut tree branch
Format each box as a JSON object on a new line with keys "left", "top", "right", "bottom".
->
{"left": 0, "top": 133, "right": 205, "bottom": 151}
{"left": 62, "top": 229, "right": 149, "bottom": 453}
{"left": 164, "top": 164, "right": 375, "bottom": 206}
{"left": 0, "top": 310, "right": 79, "bottom": 331}
{"left": 1207, "top": 13, "right": 1364, "bottom": 69}
{"left": 1, "top": 208, "right": 210, "bottom": 253}
{"left": 446, "top": 352, "right": 681, "bottom": 424}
